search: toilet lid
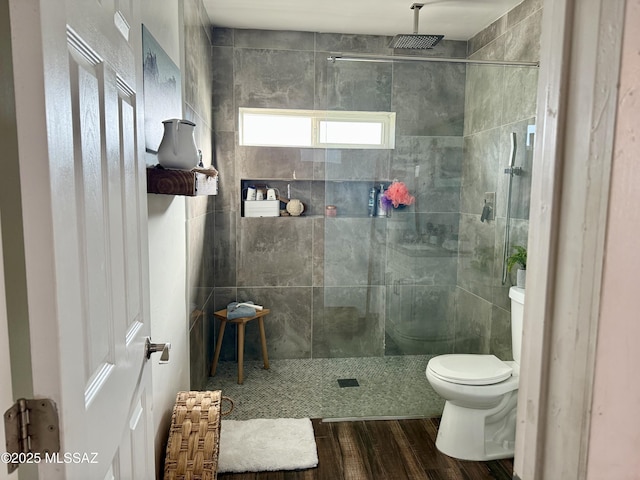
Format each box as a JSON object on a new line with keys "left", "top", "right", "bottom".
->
{"left": 428, "top": 354, "right": 512, "bottom": 385}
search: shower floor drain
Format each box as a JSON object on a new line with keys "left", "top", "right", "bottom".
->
{"left": 337, "top": 378, "right": 359, "bottom": 388}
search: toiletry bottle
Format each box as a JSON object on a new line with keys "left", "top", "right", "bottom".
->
{"left": 376, "top": 184, "right": 387, "bottom": 217}
{"left": 368, "top": 187, "right": 377, "bottom": 217}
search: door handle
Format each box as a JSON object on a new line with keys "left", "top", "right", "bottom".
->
{"left": 145, "top": 337, "right": 171, "bottom": 363}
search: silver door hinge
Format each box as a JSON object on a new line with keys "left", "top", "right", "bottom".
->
{"left": 3, "top": 398, "right": 60, "bottom": 474}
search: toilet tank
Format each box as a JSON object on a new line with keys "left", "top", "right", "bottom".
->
{"left": 509, "top": 287, "right": 525, "bottom": 365}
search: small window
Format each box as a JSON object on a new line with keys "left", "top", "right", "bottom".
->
{"left": 319, "top": 120, "right": 383, "bottom": 146}
{"left": 241, "top": 112, "right": 313, "bottom": 147}
{"left": 239, "top": 108, "right": 396, "bottom": 149}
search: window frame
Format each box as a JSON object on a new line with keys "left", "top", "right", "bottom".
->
{"left": 238, "top": 107, "right": 396, "bottom": 149}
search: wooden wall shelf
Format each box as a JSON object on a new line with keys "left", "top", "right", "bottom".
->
{"left": 147, "top": 166, "right": 218, "bottom": 196}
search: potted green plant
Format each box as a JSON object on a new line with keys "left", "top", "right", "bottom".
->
{"left": 507, "top": 245, "right": 527, "bottom": 288}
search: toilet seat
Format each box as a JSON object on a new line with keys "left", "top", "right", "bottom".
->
{"left": 428, "top": 354, "right": 512, "bottom": 386}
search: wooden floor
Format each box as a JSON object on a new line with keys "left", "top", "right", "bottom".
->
{"left": 218, "top": 418, "right": 514, "bottom": 480}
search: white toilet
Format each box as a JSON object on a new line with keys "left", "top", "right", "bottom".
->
{"left": 426, "top": 286, "right": 525, "bottom": 461}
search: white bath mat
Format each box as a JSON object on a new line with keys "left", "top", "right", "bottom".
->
{"left": 218, "top": 417, "right": 318, "bottom": 473}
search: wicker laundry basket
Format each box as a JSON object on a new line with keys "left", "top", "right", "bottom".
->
{"left": 163, "top": 391, "right": 233, "bottom": 480}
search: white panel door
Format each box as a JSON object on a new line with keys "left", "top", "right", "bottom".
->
{"left": 7, "top": 0, "right": 155, "bottom": 478}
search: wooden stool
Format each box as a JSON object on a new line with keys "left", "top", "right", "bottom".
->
{"left": 210, "top": 308, "right": 270, "bottom": 384}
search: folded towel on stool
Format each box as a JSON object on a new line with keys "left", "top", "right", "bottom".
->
{"left": 227, "top": 301, "right": 263, "bottom": 319}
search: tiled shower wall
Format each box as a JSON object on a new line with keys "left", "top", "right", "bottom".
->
{"left": 198, "top": 0, "right": 543, "bottom": 381}
{"left": 210, "top": 30, "right": 468, "bottom": 363}
{"left": 456, "top": 0, "right": 542, "bottom": 359}
{"left": 182, "top": 0, "right": 217, "bottom": 389}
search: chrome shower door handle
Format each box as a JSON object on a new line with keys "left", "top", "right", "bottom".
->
{"left": 145, "top": 337, "right": 171, "bottom": 363}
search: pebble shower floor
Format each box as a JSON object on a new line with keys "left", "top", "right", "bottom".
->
{"left": 205, "top": 355, "right": 445, "bottom": 420}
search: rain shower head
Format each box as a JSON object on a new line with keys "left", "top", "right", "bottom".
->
{"left": 389, "top": 3, "right": 444, "bottom": 49}
{"left": 390, "top": 33, "right": 444, "bottom": 49}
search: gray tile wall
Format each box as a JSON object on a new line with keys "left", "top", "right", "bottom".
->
{"left": 183, "top": 0, "right": 216, "bottom": 389}
{"left": 202, "top": 0, "right": 542, "bottom": 374}
{"left": 456, "top": 0, "right": 542, "bottom": 359}
{"left": 211, "top": 29, "right": 467, "bottom": 363}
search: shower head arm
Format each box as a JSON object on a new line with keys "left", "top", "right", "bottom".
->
{"left": 411, "top": 3, "right": 424, "bottom": 34}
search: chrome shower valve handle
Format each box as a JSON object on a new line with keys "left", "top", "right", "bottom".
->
{"left": 480, "top": 202, "right": 493, "bottom": 222}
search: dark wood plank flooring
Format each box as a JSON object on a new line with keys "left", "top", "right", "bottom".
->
{"left": 218, "top": 418, "right": 513, "bottom": 480}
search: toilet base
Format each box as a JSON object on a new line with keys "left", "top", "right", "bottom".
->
{"left": 435, "top": 390, "right": 517, "bottom": 461}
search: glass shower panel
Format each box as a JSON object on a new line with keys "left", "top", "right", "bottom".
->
{"left": 317, "top": 52, "right": 537, "bottom": 420}
{"left": 316, "top": 54, "right": 465, "bottom": 420}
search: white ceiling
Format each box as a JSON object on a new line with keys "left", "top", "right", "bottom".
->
{"left": 203, "top": 0, "right": 524, "bottom": 42}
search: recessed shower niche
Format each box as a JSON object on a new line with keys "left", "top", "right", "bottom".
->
{"left": 239, "top": 179, "right": 392, "bottom": 218}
